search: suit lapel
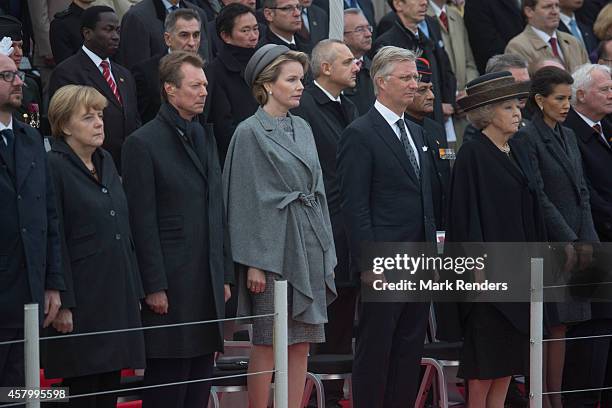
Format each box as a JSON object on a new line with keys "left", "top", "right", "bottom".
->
{"left": 79, "top": 51, "right": 123, "bottom": 110}
{"left": 370, "top": 109, "right": 419, "bottom": 183}
{"left": 177, "top": 128, "right": 208, "bottom": 182}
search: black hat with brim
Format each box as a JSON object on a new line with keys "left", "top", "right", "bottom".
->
{"left": 458, "top": 71, "right": 531, "bottom": 112}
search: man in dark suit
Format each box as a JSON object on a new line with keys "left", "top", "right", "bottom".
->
{"left": 292, "top": 39, "right": 359, "bottom": 408}
{"left": 563, "top": 63, "right": 612, "bottom": 407}
{"left": 116, "top": 0, "right": 211, "bottom": 70}
{"left": 343, "top": 8, "right": 375, "bottom": 115}
{"left": 261, "top": 0, "right": 311, "bottom": 52}
{"left": 337, "top": 45, "right": 436, "bottom": 408}
{"left": 132, "top": 8, "right": 202, "bottom": 124}
{"left": 295, "top": 0, "right": 329, "bottom": 47}
{"left": 464, "top": 0, "right": 525, "bottom": 73}
{"left": 558, "top": 0, "right": 598, "bottom": 56}
{"left": 50, "top": 0, "right": 94, "bottom": 64}
{"left": 122, "top": 51, "right": 232, "bottom": 408}
{"left": 405, "top": 57, "right": 450, "bottom": 230}
{"left": 0, "top": 53, "right": 63, "bottom": 388}
{"left": 313, "top": 0, "right": 375, "bottom": 28}
{"left": 49, "top": 6, "right": 141, "bottom": 173}
{"left": 373, "top": 0, "right": 457, "bottom": 130}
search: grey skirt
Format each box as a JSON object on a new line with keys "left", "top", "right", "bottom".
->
{"left": 251, "top": 272, "right": 325, "bottom": 346}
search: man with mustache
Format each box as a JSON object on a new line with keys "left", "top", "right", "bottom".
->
{"left": 49, "top": 5, "right": 140, "bottom": 173}
{"left": 0, "top": 52, "right": 64, "bottom": 392}
{"left": 291, "top": 39, "right": 359, "bottom": 408}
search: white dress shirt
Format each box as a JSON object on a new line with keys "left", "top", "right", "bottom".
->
{"left": 314, "top": 80, "right": 341, "bottom": 103}
{"left": 374, "top": 100, "right": 420, "bottom": 165}
{"left": 530, "top": 25, "right": 565, "bottom": 62}
{"left": 82, "top": 45, "right": 117, "bottom": 83}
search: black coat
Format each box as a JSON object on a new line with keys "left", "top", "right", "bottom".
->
{"left": 49, "top": 2, "right": 84, "bottom": 64}
{"left": 406, "top": 115, "right": 451, "bottom": 230}
{"left": 292, "top": 84, "right": 359, "bottom": 286}
{"left": 576, "top": 0, "right": 608, "bottom": 28}
{"left": 132, "top": 53, "right": 164, "bottom": 125}
{"left": 43, "top": 141, "right": 145, "bottom": 378}
{"left": 262, "top": 26, "right": 311, "bottom": 53}
{"left": 49, "top": 50, "right": 141, "bottom": 173}
{"left": 464, "top": 0, "right": 525, "bottom": 73}
{"left": 337, "top": 107, "right": 437, "bottom": 280}
{"left": 373, "top": 17, "right": 457, "bottom": 128}
{"left": 438, "top": 132, "right": 547, "bottom": 340}
{"left": 0, "top": 121, "right": 64, "bottom": 328}
{"left": 558, "top": 18, "right": 598, "bottom": 57}
{"left": 343, "top": 56, "right": 375, "bottom": 116}
{"left": 565, "top": 108, "right": 612, "bottom": 242}
{"left": 116, "top": 0, "right": 211, "bottom": 70}
{"left": 121, "top": 105, "right": 233, "bottom": 358}
{"left": 204, "top": 44, "right": 258, "bottom": 165}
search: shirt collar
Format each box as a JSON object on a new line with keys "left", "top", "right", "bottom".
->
{"left": 271, "top": 29, "right": 296, "bottom": 45}
{"left": 375, "top": 100, "right": 404, "bottom": 128}
{"left": 82, "top": 45, "right": 110, "bottom": 69}
{"left": 575, "top": 109, "right": 600, "bottom": 129}
{"left": 428, "top": 1, "right": 445, "bottom": 17}
{"left": 530, "top": 24, "right": 557, "bottom": 43}
{"left": 559, "top": 12, "right": 575, "bottom": 28}
{"left": 161, "top": 0, "right": 179, "bottom": 11}
{"left": 314, "top": 80, "right": 341, "bottom": 103}
{"left": 0, "top": 117, "right": 13, "bottom": 131}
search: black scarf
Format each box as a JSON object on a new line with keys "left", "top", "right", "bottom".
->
{"left": 158, "top": 102, "right": 207, "bottom": 166}
{"left": 223, "top": 43, "right": 257, "bottom": 70}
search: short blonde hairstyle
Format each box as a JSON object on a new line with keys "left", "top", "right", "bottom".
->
{"left": 48, "top": 85, "right": 108, "bottom": 139}
{"left": 594, "top": 3, "right": 612, "bottom": 40}
{"left": 252, "top": 51, "right": 309, "bottom": 106}
{"left": 466, "top": 104, "right": 495, "bottom": 130}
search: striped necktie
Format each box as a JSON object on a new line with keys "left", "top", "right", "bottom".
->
{"left": 100, "top": 60, "right": 122, "bottom": 105}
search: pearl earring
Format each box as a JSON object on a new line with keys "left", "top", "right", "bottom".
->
{"left": 268, "top": 90, "right": 273, "bottom": 95}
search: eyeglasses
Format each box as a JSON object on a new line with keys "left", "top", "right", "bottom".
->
{"left": 269, "top": 4, "right": 303, "bottom": 12}
{"left": 0, "top": 70, "right": 25, "bottom": 83}
{"left": 344, "top": 25, "right": 373, "bottom": 35}
{"left": 386, "top": 73, "right": 421, "bottom": 83}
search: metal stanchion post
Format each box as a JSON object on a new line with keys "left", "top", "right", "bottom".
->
{"left": 24, "top": 304, "right": 40, "bottom": 408}
{"left": 530, "top": 259, "right": 544, "bottom": 408}
{"left": 274, "top": 280, "right": 288, "bottom": 408}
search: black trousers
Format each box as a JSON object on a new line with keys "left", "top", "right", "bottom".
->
{"left": 0, "top": 328, "right": 24, "bottom": 407}
{"left": 563, "top": 319, "right": 612, "bottom": 408}
{"left": 352, "top": 302, "right": 429, "bottom": 408}
{"left": 313, "top": 287, "right": 358, "bottom": 403}
{"left": 55, "top": 371, "right": 121, "bottom": 408}
{"left": 142, "top": 354, "right": 214, "bottom": 408}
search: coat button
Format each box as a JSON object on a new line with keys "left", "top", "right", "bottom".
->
{"left": 102, "top": 188, "right": 108, "bottom": 194}
{"left": 31, "top": 162, "right": 36, "bottom": 168}
{"left": 21, "top": 227, "right": 27, "bottom": 233}
{"left": 115, "top": 234, "right": 121, "bottom": 240}
{"left": 110, "top": 210, "right": 116, "bottom": 216}
{"left": 17, "top": 194, "right": 21, "bottom": 200}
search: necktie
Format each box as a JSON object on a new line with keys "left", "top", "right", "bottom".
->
{"left": 549, "top": 37, "right": 560, "bottom": 58}
{"left": 439, "top": 10, "right": 449, "bottom": 31}
{"left": 355, "top": 59, "right": 363, "bottom": 70}
{"left": 396, "top": 119, "right": 420, "bottom": 179}
{"left": 568, "top": 19, "right": 584, "bottom": 43}
{"left": 0, "top": 128, "right": 15, "bottom": 166}
{"left": 298, "top": 11, "right": 310, "bottom": 40}
{"left": 593, "top": 123, "right": 611, "bottom": 147}
{"left": 100, "top": 60, "right": 122, "bottom": 105}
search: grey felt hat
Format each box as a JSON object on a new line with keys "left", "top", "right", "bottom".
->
{"left": 244, "top": 44, "right": 290, "bottom": 87}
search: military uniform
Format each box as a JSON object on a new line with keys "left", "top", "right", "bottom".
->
{"left": 50, "top": 2, "right": 84, "bottom": 64}
{"left": 17, "top": 72, "right": 42, "bottom": 128}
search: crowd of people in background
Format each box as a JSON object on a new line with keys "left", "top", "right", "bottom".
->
{"left": 2, "top": 0, "right": 612, "bottom": 407}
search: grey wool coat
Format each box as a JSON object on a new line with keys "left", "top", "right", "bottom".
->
{"left": 223, "top": 107, "right": 337, "bottom": 325}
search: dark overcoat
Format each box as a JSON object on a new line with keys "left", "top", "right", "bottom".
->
{"left": 132, "top": 53, "right": 164, "bottom": 125}
{"left": 204, "top": 44, "right": 258, "bottom": 165}
{"left": 43, "top": 141, "right": 145, "bottom": 378}
{"left": 437, "top": 131, "right": 547, "bottom": 340}
{"left": 373, "top": 17, "right": 457, "bottom": 128}
{"left": 48, "top": 50, "right": 141, "bottom": 173}
{"left": 343, "top": 56, "right": 375, "bottom": 116}
{"left": 121, "top": 105, "right": 233, "bottom": 358}
{"left": 116, "top": 0, "right": 211, "bottom": 70}
{"left": 0, "top": 120, "right": 64, "bottom": 328}
{"left": 292, "top": 84, "right": 359, "bottom": 287}
{"left": 49, "top": 2, "right": 84, "bottom": 64}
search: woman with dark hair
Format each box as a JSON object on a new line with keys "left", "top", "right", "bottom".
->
{"left": 446, "top": 71, "right": 546, "bottom": 407}
{"left": 223, "top": 44, "right": 337, "bottom": 408}
{"left": 516, "top": 66, "right": 599, "bottom": 408}
{"left": 205, "top": 3, "right": 260, "bottom": 164}
{"left": 44, "top": 85, "right": 145, "bottom": 408}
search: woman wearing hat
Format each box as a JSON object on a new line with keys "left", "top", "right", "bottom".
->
{"left": 446, "top": 71, "right": 546, "bottom": 407}
{"left": 223, "top": 44, "right": 337, "bottom": 408}
{"left": 516, "top": 66, "right": 598, "bottom": 408}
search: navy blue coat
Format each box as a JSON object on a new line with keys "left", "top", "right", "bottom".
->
{"left": 0, "top": 120, "right": 64, "bottom": 328}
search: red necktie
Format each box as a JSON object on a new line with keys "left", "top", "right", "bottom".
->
{"left": 297, "top": 11, "right": 310, "bottom": 41}
{"left": 100, "top": 60, "right": 122, "bottom": 105}
{"left": 549, "top": 37, "right": 560, "bottom": 58}
{"left": 439, "top": 10, "right": 449, "bottom": 31}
